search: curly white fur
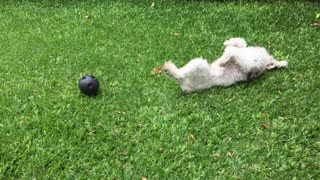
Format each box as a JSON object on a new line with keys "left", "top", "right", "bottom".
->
{"left": 163, "top": 38, "right": 288, "bottom": 93}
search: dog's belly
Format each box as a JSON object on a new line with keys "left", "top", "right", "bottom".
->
{"left": 222, "top": 65, "right": 247, "bottom": 86}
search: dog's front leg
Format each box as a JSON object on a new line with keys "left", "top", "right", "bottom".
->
{"left": 216, "top": 53, "right": 233, "bottom": 67}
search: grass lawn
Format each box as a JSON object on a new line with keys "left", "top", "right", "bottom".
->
{"left": 1, "top": 0, "right": 320, "bottom": 179}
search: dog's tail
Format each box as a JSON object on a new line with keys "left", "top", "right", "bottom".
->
{"left": 223, "top": 38, "right": 247, "bottom": 48}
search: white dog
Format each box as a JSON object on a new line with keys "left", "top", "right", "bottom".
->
{"left": 162, "top": 38, "right": 288, "bottom": 93}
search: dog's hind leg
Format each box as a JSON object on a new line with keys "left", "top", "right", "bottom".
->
{"left": 267, "top": 58, "right": 288, "bottom": 70}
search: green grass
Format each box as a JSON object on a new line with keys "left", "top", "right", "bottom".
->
{"left": 1, "top": 0, "right": 320, "bottom": 179}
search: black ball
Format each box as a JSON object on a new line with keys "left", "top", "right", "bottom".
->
{"left": 79, "top": 75, "right": 99, "bottom": 96}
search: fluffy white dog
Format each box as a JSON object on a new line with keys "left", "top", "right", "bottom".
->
{"left": 162, "top": 38, "right": 288, "bottom": 93}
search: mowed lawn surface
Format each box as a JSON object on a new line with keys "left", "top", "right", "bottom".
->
{"left": 0, "top": 0, "right": 319, "bottom": 179}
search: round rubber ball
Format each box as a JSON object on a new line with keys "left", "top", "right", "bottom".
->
{"left": 79, "top": 75, "right": 99, "bottom": 96}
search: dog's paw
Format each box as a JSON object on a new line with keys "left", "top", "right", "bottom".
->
{"left": 224, "top": 38, "right": 247, "bottom": 48}
{"left": 279, "top": 61, "right": 288, "bottom": 68}
{"left": 267, "top": 60, "right": 288, "bottom": 70}
{"left": 181, "top": 85, "right": 194, "bottom": 93}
